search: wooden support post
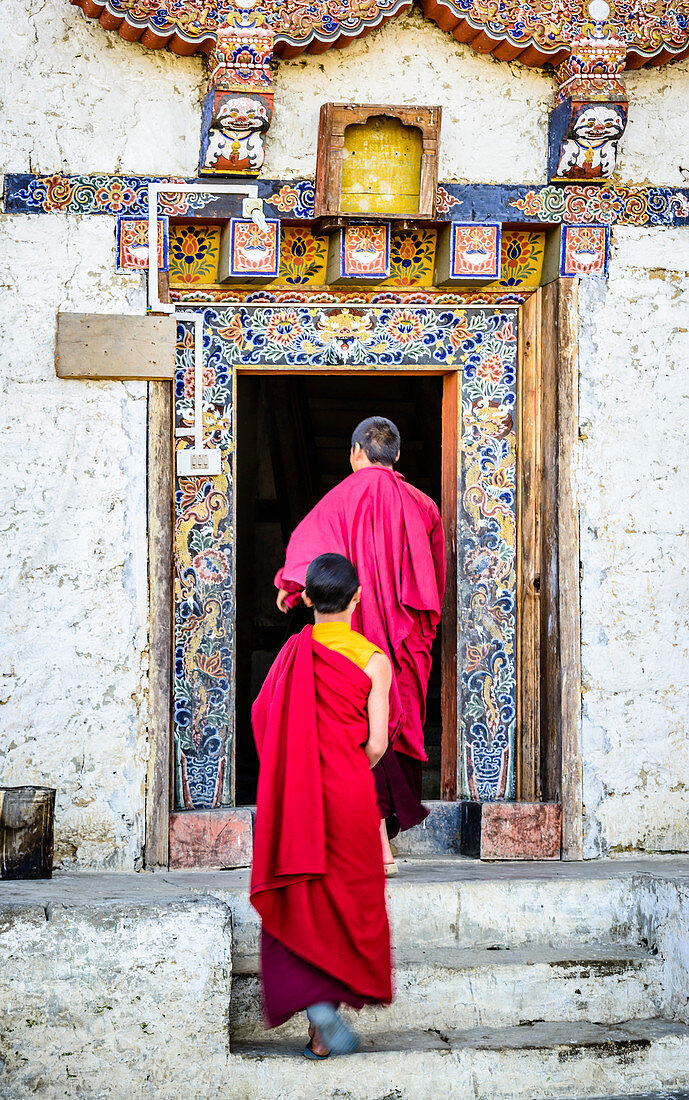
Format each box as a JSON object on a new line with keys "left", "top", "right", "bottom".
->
{"left": 540, "top": 283, "right": 561, "bottom": 805}
{"left": 517, "top": 289, "right": 543, "bottom": 802}
{"left": 518, "top": 280, "right": 582, "bottom": 857}
{"left": 145, "top": 381, "right": 173, "bottom": 870}
{"left": 556, "top": 279, "right": 583, "bottom": 860}
{"left": 440, "top": 371, "right": 458, "bottom": 800}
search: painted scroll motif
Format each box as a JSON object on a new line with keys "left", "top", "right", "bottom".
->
{"left": 457, "top": 311, "right": 519, "bottom": 801}
{"left": 173, "top": 315, "right": 235, "bottom": 810}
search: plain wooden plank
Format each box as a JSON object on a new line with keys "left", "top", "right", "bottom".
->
{"left": 440, "top": 371, "right": 458, "bottom": 801}
{"left": 539, "top": 282, "right": 562, "bottom": 804}
{"left": 517, "top": 290, "right": 542, "bottom": 802}
{"left": 56, "top": 313, "right": 176, "bottom": 380}
{"left": 556, "top": 278, "right": 583, "bottom": 861}
{"left": 144, "top": 381, "right": 173, "bottom": 870}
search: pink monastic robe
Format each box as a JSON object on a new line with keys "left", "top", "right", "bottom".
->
{"left": 275, "top": 466, "right": 446, "bottom": 763}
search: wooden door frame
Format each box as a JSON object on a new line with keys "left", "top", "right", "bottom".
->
{"left": 143, "top": 286, "right": 584, "bottom": 866}
{"left": 145, "top": 380, "right": 173, "bottom": 869}
{"left": 517, "top": 279, "right": 583, "bottom": 860}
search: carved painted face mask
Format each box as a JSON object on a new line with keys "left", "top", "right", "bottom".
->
{"left": 572, "top": 107, "right": 625, "bottom": 143}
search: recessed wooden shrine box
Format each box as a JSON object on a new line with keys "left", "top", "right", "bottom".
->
{"left": 434, "top": 222, "right": 502, "bottom": 285}
{"left": 314, "top": 103, "right": 441, "bottom": 220}
{"left": 459, "top": 801, "right": 562, "bottom": 860}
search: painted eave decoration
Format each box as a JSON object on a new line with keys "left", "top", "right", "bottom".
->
{"left": 70, "top": 0, "right": 689, "bottom": 67}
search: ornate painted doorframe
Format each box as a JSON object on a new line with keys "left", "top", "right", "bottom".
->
{"left": 143, "top": 288, "right": 582, "bottom": 868}
{"left": 169, "top": 304, "right": 518, "bottom": 816}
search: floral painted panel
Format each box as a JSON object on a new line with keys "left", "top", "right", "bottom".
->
{"left": 386, "top": 229, "right": 436, "bottom": 287}
{"left": 279, "top": 227, "right": 328, "bottom": 284}
{"left": 169, "top": 224, "right": 221, "bottom": 285}
{"left": 173, "top": 315, "right": 235, "bottom": 810}
{"left": 174, "top": 305, "right": 518, "bottom": 807}
{"left": 490, "top": 229, "right": 545, "bottom": 290}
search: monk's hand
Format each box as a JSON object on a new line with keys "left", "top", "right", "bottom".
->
{"left": 276, "top": 589, "right": 290, "bottom": 614}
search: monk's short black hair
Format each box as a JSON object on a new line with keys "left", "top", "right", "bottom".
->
{"left": 351, "top": 416, "right": 400, "bottom": 466}
{"left": 305, "top": 553, "right": 360, "bottom": 614}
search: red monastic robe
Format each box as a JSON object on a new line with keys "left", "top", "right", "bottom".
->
{"left": 274, "top": 466, "right": 446, "bottom": 762}
{"left": 250, "top": 627, "right": 392, "bottom": 1028}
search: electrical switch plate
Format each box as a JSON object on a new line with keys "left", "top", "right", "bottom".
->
{"left": 177, "top": 448, "right": 222, "bottom": 477}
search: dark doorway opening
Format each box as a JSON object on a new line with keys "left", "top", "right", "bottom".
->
{"left": 235, "top": 374, "right": 443, "bottom": 805}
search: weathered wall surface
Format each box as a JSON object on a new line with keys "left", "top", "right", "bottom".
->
{"left": 0, "top": 888, "right": 232, "bottom": 1097}
{"left": 0, "top": 216, "right": 150, "bottom": 869}
{"left": 578, "top": 229, "right": 689, "bottom": 856}
{"left": 0, "top": 0, "right": 204, "bottom": 176}
{"left": 267, "top": 8, "right": 552, "bottom": 184}
{"left": 623, "top": 58, "right": 689, "bottom": 186}
{"left": 0, "top": 2, "right": 201, "bottom": 869}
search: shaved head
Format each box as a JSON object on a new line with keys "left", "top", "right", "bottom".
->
{"left": 351, "top": 417, "right": 400, "bottom": 467}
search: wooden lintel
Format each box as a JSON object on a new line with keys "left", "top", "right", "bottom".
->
{"left": 56, "top": 313, "right": 176, "bottom": 380}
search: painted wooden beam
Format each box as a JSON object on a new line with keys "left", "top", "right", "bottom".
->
{"left": 56, "top": 313, "right": 176, "bottom": 380}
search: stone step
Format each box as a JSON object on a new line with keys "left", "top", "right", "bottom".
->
{"left": 581, "top": 1095, "right": 689, "bottom": 1100}
{"left": 229, "top": 1019, "right": 689, "bottom": 1100}
{"left": 190, "top": 859, "right": 639, "bottom": 964}
{"left": 230, "top": 943, "right": 662, "bottom": 1042}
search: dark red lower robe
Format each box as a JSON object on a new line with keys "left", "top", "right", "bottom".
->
{"left": 250, "top": 626, "right": 392, "bottom": 1029}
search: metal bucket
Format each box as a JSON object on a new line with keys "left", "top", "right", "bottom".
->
{"left": 0, "top": 786, "right": 56, "bottom": 879}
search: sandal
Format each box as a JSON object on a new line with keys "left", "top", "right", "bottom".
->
{"left": 306, "top": 1003, "right": 360, "bottom": 1056}
{"left": 384, "top": 861, "right": 399, "bottom": 877}
{"left": 303, "top": 1040, "right": 331, "bottom": 1060}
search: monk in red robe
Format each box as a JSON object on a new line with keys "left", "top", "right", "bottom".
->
{"left": 275, "top": 417, "right": 446, "bottom": 871}
{"left": 251, "top": 553, "right": 392, "bottom": 1058}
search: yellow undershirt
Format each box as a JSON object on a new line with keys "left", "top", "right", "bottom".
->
{"left": 312, "top": 621, "right": 383, "bottom": 673}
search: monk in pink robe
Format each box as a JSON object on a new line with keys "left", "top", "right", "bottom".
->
{"left": 276, "top": 416, "right": 446, "bottom": 870}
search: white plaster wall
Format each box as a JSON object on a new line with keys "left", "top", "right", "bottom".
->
{"left": 622, "top": 59, "right": 689, "bottom": 186}
{"left": 266, "top": 7, "right": 552, "bottom": 184}
{"left": 0, "top": 0, "right": 205, "bottom": 870}
{"left": 578, "top": 229, "right": 689, "bottom": 856}
{"left": 0, "top": 0, "right": 204, "bottom": 176}
{"left": 0, "top": 215, "right": 151, "bottom": 869}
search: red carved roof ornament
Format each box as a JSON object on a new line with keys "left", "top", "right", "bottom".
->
{"left": 70, "top": 0, "right": 689, "bottom": 68}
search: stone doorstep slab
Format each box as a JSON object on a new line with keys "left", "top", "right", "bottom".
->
{"left": 459, "top": 800, "right": 562, "bottom": 860}
{"left": 169, "top": 807, "right": 253, "bottom": 869}
{"left": 165, "top": 800, "right": 561, "bottom": 867}
{"left": 229, "top": 1020, "right": 689, "bottom": 1100}
{"left": 230, "top": 943, "right": 663, "bottom": 1041}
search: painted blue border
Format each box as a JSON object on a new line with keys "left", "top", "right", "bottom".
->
{"left": 339, "top": 224, "right": 391, "bottom": 280}
{"left": 449, "top": 222, "right": 502, "bottom": 281}
{"left": 228, "top": 217, "right": 281, "bottom": 279}
{"left": 559, "top": 223, "right": 610, "bottom": 278}
{"left": 116, "top": 214, "right": 169, "bottom": 273}
{"left": 5, "top": 176, "right": 689, "bottom": 227}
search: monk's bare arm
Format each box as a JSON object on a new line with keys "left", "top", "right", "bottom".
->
{"left": 363, "top": 652, "right": 391, "bottom": 768}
